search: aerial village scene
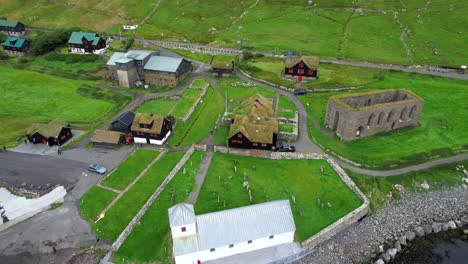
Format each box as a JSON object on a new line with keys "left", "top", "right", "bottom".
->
{"left": 0, "top": 1, "right": 467, "bottom": 264}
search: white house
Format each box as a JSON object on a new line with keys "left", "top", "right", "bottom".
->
{"left": 123, "top": 25, "right": 139, "bottom": 30}
{"left": 169, "top": 200, "right": 296, "bottom": 264}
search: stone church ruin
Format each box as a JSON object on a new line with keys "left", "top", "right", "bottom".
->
{"left": 325, "top": 89, "right": 424, "bottom": 141}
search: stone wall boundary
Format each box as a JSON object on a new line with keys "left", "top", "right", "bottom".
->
{"left": 111, "top": 147, "right": 195, "bottom": 252}
{"left": 237, "top": 68, "right": 294, "bottom": 92}
{"left": 181, "top": 83, "right": 209, "bottom": 122}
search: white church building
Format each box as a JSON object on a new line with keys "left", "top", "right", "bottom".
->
{"left": 168, "top": 200, "right": 296, "bottom": 264}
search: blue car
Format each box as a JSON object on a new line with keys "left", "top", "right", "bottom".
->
{"left": 294, "top": 89, "right": 307, "bottom": 96}
{"left": 87, "top": 164, "right": 107, "bottom": 175}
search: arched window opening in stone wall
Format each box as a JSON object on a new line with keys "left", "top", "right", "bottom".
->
{"left": 387, "top": 111, "right": 394, "bottom": 122}
{"left": 332, "top": 111, "right": 340, "bottom": 131}
{"left": 409, "top": 105, "right": 417, "bottom": 119}
{"left": 367, "top": 113, "right": 375, "bottom": 126}
{"left": 356, "top": 126, "right": 364, "bottom": 137}
{"left": 400, "top": 107, "right": 408, "bottom": 121}
{"left": 377, "top": 112, "right": 385, "bottom": 125}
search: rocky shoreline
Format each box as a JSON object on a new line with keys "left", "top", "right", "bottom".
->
{"left": 295, "top": 186, "right": 468, "bottom": 264}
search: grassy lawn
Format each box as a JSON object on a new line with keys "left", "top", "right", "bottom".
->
{"left": 170, "top": 88, "right": 203, "bottom": 119}
{"left": 211, "top": 124, "right": 229, "bottom": 145}
{"left": 113, "top": 151, "right": 205, "bottom": 263}
{"left": 93, "top": 151, "right": 186, "bottom": 241}
{"left": 190, "top": 78, "right": 209, "bottom": 88}
{"left": 277, "top": 111, "right": 296, "bottom": 119}
{"left": 0, "top": 65, "right": 122, "bottom": 147}
{"left": 279, "top": 123, "right": 294, "bottom": 133}
{"left": 79, "top": 186, "right": 118, "bottom": 223}
{"left": 136, "top": 99, "right": 176, "bottom": 116}
{"left": 100, "top": 149, "right": 160, "bottom": 190}
{"left": 195, "top": 153, "right": 363, "bottom": 241}
{"left": 169, "top": 86, "right": 224, "bottom": 147}
{"left": 299, "top": 71, "right": 468, "bottom": 169}
{"left": 278, "top": 95, "right": 297, "bottom": 111}
{"left": 218, "top": 75, "right": 276, "bottom": 101}
{"left": 241, "top": 56, "right": 380, "bottom": 89}
{"left": 349, "top": 160, "right": 468, "bottom": 213}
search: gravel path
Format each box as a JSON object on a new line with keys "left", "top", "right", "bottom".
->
{"left": 295, "top": 186, "right": 468, "bottom": 264}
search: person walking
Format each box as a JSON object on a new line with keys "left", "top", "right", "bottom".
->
{"left": 2, "top": 146, "right": 6, "bottom": 152}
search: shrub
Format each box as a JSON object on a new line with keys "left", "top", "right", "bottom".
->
{"left": 122, "top": 37, "right": 134, "bottom": 50}
{"left": 44, "top": 53, "right": 100, "bottom": 63}
{"left": 242, "top": 51, "right": 254, "bottom": 61}
{"left": 29, "top": 28, "right": 80, "bottom": 56}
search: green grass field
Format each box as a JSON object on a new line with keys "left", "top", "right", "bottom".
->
{"left": 218, "top": 75, "right": 276, "bottom": 101}
{"left": 349, "top": 160, "right": 468, "bottom": 213}
{"left": 79, "top": 186, "right": 118, "bottom": 222}
{"left": 92, "top": 151, "right": 186, "bottom": 241}
{"left": 299, "top": 71, "right": 468, "bottom": 168}
{"left": 170, "top": 88, "right": 203, "bottom": 118}
{"left": 0, "top": 65, "right": 118, "bottom": 147}
{"left": 278, "top": 95, "right": 297, "bottom": 111}
{"left": 279, "top": 123, "right": 294, "bottom": 133}
{"left": 3, "top": 1, "right": 466, "bottom": 66}
{"left": 169, "top": 86, "right": 225, "bottom": 147}
{"left": 241, "top": 56, "right": 379, "bottom": 89}
{"left": 195, "top": 153, "right": 362, "bottom": 241}
{"left": 29, "top": 55, "right": 105, "bottom": 74}
{"left": 113, "top": 151, "right": 205, "bottom": 263}
{"left": 100, "top": 149, "right": 160, "bottom": 190}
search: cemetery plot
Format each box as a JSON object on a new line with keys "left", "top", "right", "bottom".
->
{"left": 194, "top": 153, "right": 362, "bottom": 241}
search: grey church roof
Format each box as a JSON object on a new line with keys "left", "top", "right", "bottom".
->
{"left": 171, "top": 200, "right": 296, "bottom": 256}
{"left": 169, "top": 203, "right": 196, "bottom": 227}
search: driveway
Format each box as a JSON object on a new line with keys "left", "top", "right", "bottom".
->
{"left": 9, "top": 130, "right": 84, "bottom": 156}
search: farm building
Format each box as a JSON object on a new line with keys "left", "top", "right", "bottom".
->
{"left": 107, "top": 50, "right": 156, "bottom": 88}
{"left": 111, "top": 111, "right": 135, "bottom": 132}
{"left": 2, "top": 37, "right": 30, "bottom": 56}
{"left": 68, "top": 32, "right": 107, "bottom": 54}
{"left": 211, "top": 56, "right": 234, "bottom": 77}
{"left": 0, "top": 19, "right": 26, "bottom": 36}
{"left": 228, "top": 94, "right": 278, "bottom": 150}
{"left": 169, "top": 200, "right": 296, "bottom": 264}
{"left": 144, "top": 56, "right": 192, "bottom": 87}
{"left": 131, "top": 113, "right": 172, "bottom": 145}
{"left": 91, "top": 130, "right": 124, "bottom": 148}
{"left": 26, "top": 120, "right": 72, "bottom": 146}
{"left": 284, "top": 56, "right": 319, "bottom": 79}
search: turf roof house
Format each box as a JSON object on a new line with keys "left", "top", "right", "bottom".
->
{"left": 0, "top": 19, "right": 26, "bottom": 36}
{"left": 228, "top": 94, "right": 278, "bottom": 150}
{"left": 26, "top": 120, "right": 72, "bottom": 146}
{"left": 131, "top": 113, "right": 172, "bottom": 145}
{"left": 68, "top": 32, "right": 107, "bottom": 54}
{"left": 284, "top": 56, "right": 319, "bottom": 79}
{"left": 169, "top": 200, "right": 296, "bottom": 264}
{"left": 144, "top": 56, "right": 192, "bottom": 87}
{"left": 107, "top": 50, "right": 156, "bottom": 88}
{"left": 2, "top": 37, "right": 30, "bottom": 56}
{"left": 210, "top": 56, "right": 234, "bottom": 77}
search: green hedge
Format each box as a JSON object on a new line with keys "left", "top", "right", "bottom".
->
{"left": 44, "top": 53, "right": 100, "bottom": 63}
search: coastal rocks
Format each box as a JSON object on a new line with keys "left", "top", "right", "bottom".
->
{"left": 405, "top": 231, "right": 416, "bottom": 241}
{"left": 423, "top": 224, "right": 433, "bottom": 235}
{"left": 398, "top": 235, "right": 407, "bottom": 246}
{"left": 374, "top": 259, "right": 385, "bottom": 264}
{"left": 394, "top": 241, "right": 402, "bottom": 252}
{"left": 432, "top": 222, "right": 443, "bottom": 233}
{"left": 414, "top": 226, "right": 425, "bottom": 237}
{"left": 387, "top": 248, "right": 397, "bottom": 260}
{"left": 381, "top": 253, "right": 391, "bottom": 263}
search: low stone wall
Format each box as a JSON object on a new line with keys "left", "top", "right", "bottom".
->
{"left": 181, "top": 84, "right": 209, "bottom": 122}
{"left": 301, "top": 157, "right": 370, "bottom": 248}
{"left": 111, "top": 147, "right": 195, "bottom": 252}
{"left": 213, "top": 145, "right": 271, "bottom": 158}
{"left": 193, "top": 144, "right": 207, "bottom": 151}
{"left": 237, "top": 68, "right": 293, "bottom": 92}
{"left": 270, "top": 152, "right": 326, "bottom": 160}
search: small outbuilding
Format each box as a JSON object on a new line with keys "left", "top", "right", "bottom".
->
{"left": 284, "top": 56, "right": 319, "bottom": 79}
{"left": 26, "top": 120, "right": 72, "bottom": 146}
{"left": 2, "top": 37, "right": 30, "bottom": 56}
{"left": 0, "top": 19, "right": 26, "bottom": 36}
{"left": 91, "top": 130, "right": 124, "bottom": 148}
{"left": 111, "top": 111, "right": 135, "bottom": 133}
{"left": 211, "top": 56, "right": 234, "bottom": 77}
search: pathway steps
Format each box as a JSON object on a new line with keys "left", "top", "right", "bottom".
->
{"left": 187, "top": 151, "right": 213, "bottom": 203}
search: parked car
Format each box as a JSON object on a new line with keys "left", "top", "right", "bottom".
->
{"left": 87, "top": 164, "right": 107, "bottom": 175}
{"left": 294, "top": 89, "right": 307, "bottom": 96}
{"left": 124, "top": 136, "right": 134, "bottom": 145}
{"left": 277, "top": 145, "right": 296, "bottom": 152}
{"left": 284, "top": 51, "right": 294, "bottom": 57}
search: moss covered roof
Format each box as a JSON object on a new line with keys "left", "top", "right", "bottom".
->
{"left": 27, "top": 119, "right": 67, "bottom": 137}
{"left": 91, "top": 130, "right": 123, "bottom": 144}
{"left": 131, "top": 113, "right": 164, "bottom": 133}
{"left": 285, "top": 56, "right": 319, "bottom": 69}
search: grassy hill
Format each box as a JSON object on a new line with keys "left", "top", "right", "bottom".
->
{"left": 1, "top": 0, "right": 466, "bottom": 66}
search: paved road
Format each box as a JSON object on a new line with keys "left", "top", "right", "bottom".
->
{"left": 0, "top": 152, "right": 87, "bottom": 193}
